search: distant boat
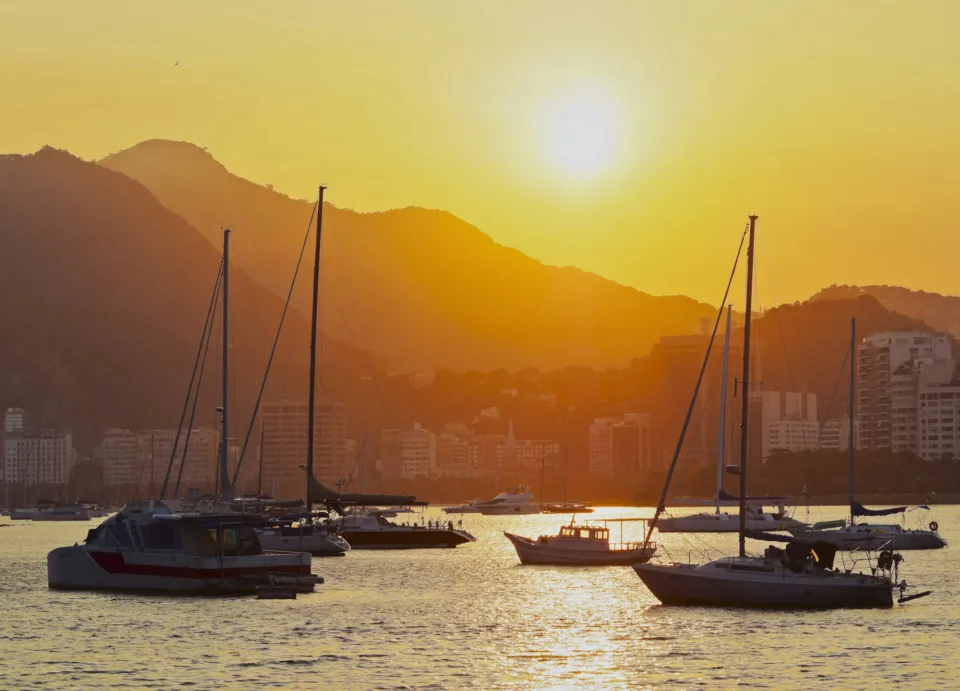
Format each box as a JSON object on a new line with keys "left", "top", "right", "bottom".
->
{"left": 505, "top": 518, "right": 654, "bottom": 566}
{"left": 443, "top": 500, "right": 481, "bottom": 514}
{"left": 475, "top": 486, "right": 539, "bottom": 515}
{"left": 540, "top": 502, "right": 593, "bottom": 514}
{"left": 335, "top": 510, "right": 476, "bottom": 549}
{"left": 32, "top": 504, "right": 91, "bottom": 521}
{"left": 256, "top": 511, "right": 350, "bottom": 557}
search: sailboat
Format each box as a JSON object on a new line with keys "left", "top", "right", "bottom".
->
{"left": 255, "top": 185, "right": 350, "bottom": 557}
{"left": 788, "top": 320, "right": 946, "bottom": 551}
{"left": 658, "top": 305, "right": 805, "bottom": 533}
{"left": 633, "top": 216, "right": 928, "bottom": 608}
{"left": 541, "top": 441, "right": 593, "bottom": 514}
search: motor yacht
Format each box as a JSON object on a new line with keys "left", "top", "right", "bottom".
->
{"left": 505, "top": 518, "right": 655, "bottom": 566}
{"left": 47, "top": 499, "right": 320, "bottom": 594}
{"left": 443, "top": 500, "right": 482, "bottom": 514}
{"left": 256, "top": 512, "right": 351, "bottom": 556}
{"left": 476, "top": 486, "right": 539, "bottom": 515}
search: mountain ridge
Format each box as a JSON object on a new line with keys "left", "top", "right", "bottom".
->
{"left": 100, "top": 139, "right": 717, "bottom": 372}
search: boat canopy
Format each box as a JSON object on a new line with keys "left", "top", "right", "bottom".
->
{"left": 851, "top": 501, "right": 906, "bottom": 517}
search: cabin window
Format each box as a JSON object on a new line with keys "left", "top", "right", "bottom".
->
{"left": 107, "top": 520, "right": 134, "bottom": 547}
{"left": 142, "top": 522, "right": 183, "bottom": 551}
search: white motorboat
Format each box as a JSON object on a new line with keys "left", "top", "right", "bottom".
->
{"left": 658, "top": 502, "right": 807, "bottom": 533}
{"left": 633, "top": 220, "right": 928, "bottom": 608}
{"left": 443, "top": 500, "right": 482, "bottom": 514}
{"left": 476, "top": 486, "right": 539, "bottom": 515}
{"left": 505, "top": 518, "right": 655, "bottom": 566}
{"left": 47, "top": 499, "right": 320, "bottom": 594}
{"left": 256, "top": 512, "right": 351, "bottom": 556}
{"left": 335, "top": 511, "right": 476, "bottom": 549}
{"left": 33, "top": 504, "right": 91, "bottom": 521}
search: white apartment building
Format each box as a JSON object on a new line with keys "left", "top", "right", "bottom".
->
{"left": 760, "top": 391, "right": 819, "bottom": 461}
{"left": 590, "top": 414, "right": 653, "bottom": 478}
{"left": 101, "top": 428, "right": 219, "bottom": 491}
{"left": 820, "top": 418, "right": 854, "bottom": 452}
{"left": 4, "top": 429, "right": 75, "bottom": 485}
{"left": 400, "top": 423, "right": 436, "bottom": 479}
{"left": 589, "top": 417, "right": 619, "bottom": 478}
{"left": 858, "top": 331, "right": 952, "bottom": 451}
{"left": 4, "top": 407, "right": 24, "bottom": 434}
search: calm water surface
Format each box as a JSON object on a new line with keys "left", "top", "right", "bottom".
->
{"left": 1, "top": 506, "right": 957, "bottom": 690}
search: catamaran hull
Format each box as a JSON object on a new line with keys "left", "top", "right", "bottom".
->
{"left": 340, "top": 528, "right": 475, "bottom": 549}
{"left": 633, "top": 563, "right": 893, "bottom": 609}
{"left": 789, "top": 529, "right": 946, "bottom": 551}
{"left": 47, "top": 545, "right": 312, "bottom": 594}
{"left": 505, "top": 532, "right": 654, "bottom": 566}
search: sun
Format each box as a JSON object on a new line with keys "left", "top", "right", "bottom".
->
{"left": 536, "top": 82, "right": 622, "bottom": 179}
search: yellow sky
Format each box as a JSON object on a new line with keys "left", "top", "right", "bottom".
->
{"left": 2, "top": 1, "right": 959, "bottom": 306}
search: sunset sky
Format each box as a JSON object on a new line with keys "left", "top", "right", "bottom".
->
{"left": 3, "top": 1, "right": 959, "bottom": 306}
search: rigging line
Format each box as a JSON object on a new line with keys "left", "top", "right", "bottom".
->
{"left": 160, "top": 260, "right": 223, "bottom": 499}
{"left": 643, "top": 222, "right": 749, "bottom": 551}
{"left": 231, "top": 200, "right": 319, "bottom": 487}
{"left": 758, "top": 233, "right": 803, "bottom": 403}
{"left": 668, "top": 359, "right": 719, "bottom": 505}
{"left": 341, "top": 435, "right": 369, "bottom": 491}
{"left": 174, "top": 281, "right": 221, "bottom": 497}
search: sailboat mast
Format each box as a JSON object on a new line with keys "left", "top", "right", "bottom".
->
{"left": 257, "top": 420, "right": 265, "bottom": 500}
{"left": 219, "top": 228, "right": 231, "bottom": 500}
{"left": 305, "top": 185, "right": 326, "bottom": 511}
{"left": 716, "top": 305, "right": 733, "bottom": 513}
{"left": 737, "top": 215, "right": 758, "bottom": 558}
{"left": 848, "top": 318, "right": 856, "bottom": 526}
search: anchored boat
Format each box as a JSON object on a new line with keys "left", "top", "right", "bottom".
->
{"left": 47, "top": 499, "right": 320, "bottom": 594}
{"left": 505, "top": 518, "right": 655, "bottom": 566}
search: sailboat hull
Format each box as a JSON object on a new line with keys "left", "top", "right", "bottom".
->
{"left": 658, "top": 514, "right": 805, "bottom": 533}
{"left": 789, "top": 527, "right": 946, "bottom": 551}
{"left": 633, "top": 562, "right": 893, "bottom": 609}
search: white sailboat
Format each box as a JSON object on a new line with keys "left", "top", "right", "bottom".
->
{"left": 634, "top": 216, "right": 928, "bottom": 608}
{"left": 658, "top": 305, "right": 806, "bottom": 534}
{"left": 788, "top": 321, "right": 946, "bottom": 551}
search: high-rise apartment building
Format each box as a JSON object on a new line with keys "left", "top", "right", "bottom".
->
{"left": 260, "top": 400, "right": 347, "bottom": 497}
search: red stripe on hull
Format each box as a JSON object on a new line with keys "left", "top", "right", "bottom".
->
{"left": 89, "top": 551, "right": 309, "bottom": 579}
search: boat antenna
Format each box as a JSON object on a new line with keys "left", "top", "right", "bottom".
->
{"left": 848, "top": 318, "right": 856, "bottom": 527}
{"left": 737, "top": 215, "right": 758, "bottom": 559}
{"left": 306, "top": 184, "right": 326, "bottom": 511}
{"left": 219, "top": 228, "right": 232, "bottom": 501}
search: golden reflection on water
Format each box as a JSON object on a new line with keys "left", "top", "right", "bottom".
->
{"left": 1, "top": 506, "right": 958, "bottom": 689}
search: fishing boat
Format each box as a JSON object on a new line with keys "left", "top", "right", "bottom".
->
{"left": 336, "top": 510, "right": 476, "bottom": 549}
{"left": 633, "top": 216, "right": 928, "bottom": 608}
{"left": 48, "top": 499, "right": 318, "bottom": 594}
{"left": 787, "top": 323, "right": 946, "bottom": 550}
{"left": 505, "top": 518, "right": 655, "bottom": 565}
{"left": 476, "top": 486, "right": 539, "bottom": 515}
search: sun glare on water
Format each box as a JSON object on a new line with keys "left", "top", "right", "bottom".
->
{"left": 536, "top": 82, "right": 622, "bottom": 180}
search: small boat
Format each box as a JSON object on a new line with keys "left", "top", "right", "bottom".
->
{"left": 476, "top": 486, "right": 539, "bottom": 515}
{"left": 443, "top": 500, "right": 481, "bottom": 514}
{"left": 256, "top": 512, "right": 351, "bottom": 556}
{"left": 336, "top": 510, "right": 476, "bottom": 549}
{"left": 540, "top": 502, "right": 593, "bottom": 514}
{"left": 505, "top": 518, "right": 655, "bottom": 565}
{"left": 657, "top": 500, "right": 806, "bottom": 533}
{"left": 47, "top": 499, "right": 320, "bottom": 595}
{"left": 33, "top": 503, "right": 91, "bottom": 521}
{"left": 790, "top": 516, "right": 946, "bottom": 550}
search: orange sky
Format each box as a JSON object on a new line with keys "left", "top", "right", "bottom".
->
{"left": 2, "top": 1, "right": 959, "bottom": 306}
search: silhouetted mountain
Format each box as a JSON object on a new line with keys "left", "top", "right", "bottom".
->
{"left": 100, "top": 139, "right": 716, "bottom": 372}
{"left": 809, "top": 284, "right": 960, "bottom": 340}
{"left": 0, "top": 147, "right": 380, "bottom": 453}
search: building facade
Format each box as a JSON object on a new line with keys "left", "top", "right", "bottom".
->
{"left": 260, "top": 400, "right": 347, "bottom": 497}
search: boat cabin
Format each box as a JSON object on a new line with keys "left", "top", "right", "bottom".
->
{"left": 556, "top": 525, "right": 609, "bottom": 542}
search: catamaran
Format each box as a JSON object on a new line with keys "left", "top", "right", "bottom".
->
{"left": 633, "top": 216, "right": 928, "bottom": 608}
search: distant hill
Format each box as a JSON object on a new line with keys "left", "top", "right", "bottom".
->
{"left": 809, "top": 284, "right": 960, "bottom": 340}
{"left": 100, "top": 139, "right": 717, "bottom": 372}
{"left": 0, "top": 147, "right": 379, "bottom": 454}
